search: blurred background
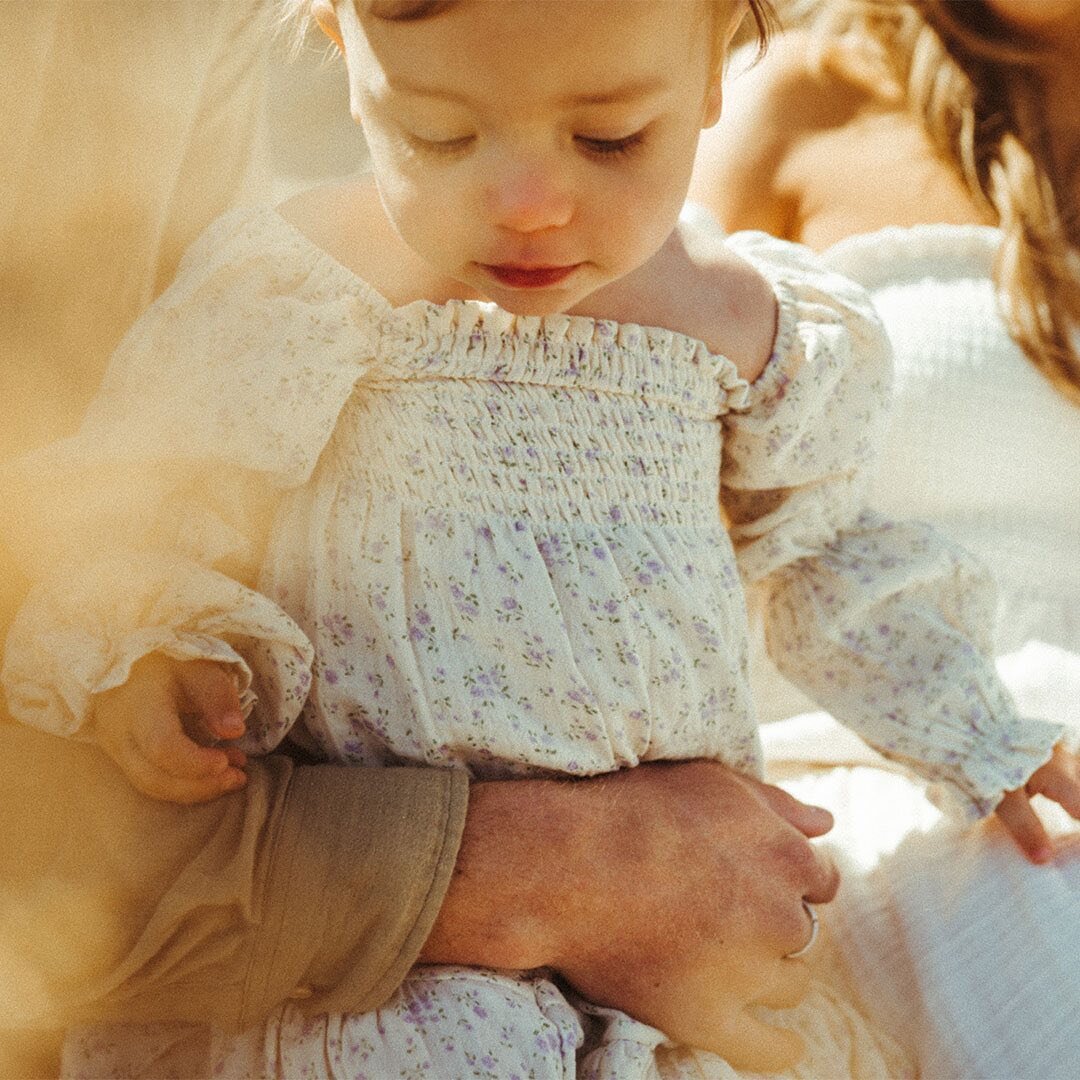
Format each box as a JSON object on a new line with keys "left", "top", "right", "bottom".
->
{"left": 1, "top": 6, "right": 363, "bottom": 1074}
{"left": 1, "top": 0, "right": 364, "bottom": 461}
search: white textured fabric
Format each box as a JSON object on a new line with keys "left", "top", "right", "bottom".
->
{"left": 839, "top": 224, "right": 1080, "bottom": 656}
{"left": 2, "top": 209, "right": 1063, "bottom": 1077}
{"left": 757, "top": 223, "right": 1080, "bottom": 1079}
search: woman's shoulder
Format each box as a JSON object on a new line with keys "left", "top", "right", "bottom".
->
{"left": 690, "top": 31, "right": 877, "bottom": 237}
{"left": 694, "top": 30, "right": 987, "bottom": 248}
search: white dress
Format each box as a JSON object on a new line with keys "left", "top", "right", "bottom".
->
{"left": 758, "top": 224, "right": 1080, "bottom": 1080}
{"left": 1, "top": 210, "right": 1062, "bottom": 1078}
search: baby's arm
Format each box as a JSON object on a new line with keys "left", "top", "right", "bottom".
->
{"left": 720, "top": 233, "right": 1069, "bottom": 846}
{"left": 996, "top": 743, "right": 1080, "bottom": 862}
{"left": 91, "top": 653, "right": 249, "bottom": 804}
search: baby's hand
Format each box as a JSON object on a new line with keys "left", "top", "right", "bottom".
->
{"left": 995, "top": 743, "right": 1080, "bottom": 863}
{"left": 90, "top": 653, "right": 248, "bottom": 804}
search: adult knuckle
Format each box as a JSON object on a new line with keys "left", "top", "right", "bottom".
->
{"left": 775, "top": 833, "right": 816, "bottom": 876}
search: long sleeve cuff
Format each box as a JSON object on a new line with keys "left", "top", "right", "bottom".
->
{"left": 242, "top": 763, "right": 469, "bottom": 1025}
{"left": 2, "top": 552, "right": 313, "bottom": 745}
{"left": 0, "top": 723, "right": 467, "bottom": 1033}
{"left": 764, "top": 515, "right": 1065, "bottom": 819}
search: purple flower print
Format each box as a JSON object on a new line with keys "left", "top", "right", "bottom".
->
{"left": 450, "top": 582, "right": 480, "bottom": 620}
{"left": 407, "top": 606, "right": 435, "bottom": 645}
{"left": 321, "top": 611, "right": 355, "bottom": 644}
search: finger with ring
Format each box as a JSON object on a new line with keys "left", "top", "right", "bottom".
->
{"left": 784, "top": 900, "right": 819, "bottom": 959}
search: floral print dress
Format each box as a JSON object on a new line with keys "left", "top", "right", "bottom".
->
{"left": 2, "top": 208, "right": 1062, "bottom": 1079}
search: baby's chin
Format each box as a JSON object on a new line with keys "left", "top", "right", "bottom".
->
{"left": 462, "top": 276, "right": 601, "bottom": 319}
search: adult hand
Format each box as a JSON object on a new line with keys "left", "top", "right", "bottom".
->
{"left": 420, "top": 759, "right": 839, "bottom": 1072}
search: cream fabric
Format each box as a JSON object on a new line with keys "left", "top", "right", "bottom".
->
{"left": 3, "top": 209, "right": 1060, "bottom": 817}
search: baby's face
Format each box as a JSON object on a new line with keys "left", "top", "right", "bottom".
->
{"left": 340, "top": 0, "right": 735, "bottom": 315}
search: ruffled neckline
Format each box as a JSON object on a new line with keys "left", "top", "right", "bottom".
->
{"left": 258, "top": 206, "right": 754, "bottom": 414}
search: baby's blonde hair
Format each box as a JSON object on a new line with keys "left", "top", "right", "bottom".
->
{"left": 787, "top": 0, "right": 1080, "bottom": 405}
{"left": 279, "top": 1, "right": 777, "bottom": 73}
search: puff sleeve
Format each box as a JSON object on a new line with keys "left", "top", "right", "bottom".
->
{"left": 721, "top": 232, "right": 1063, "bottom": 819}
{"left": 2, "top": 209, "right": 378, "bottom": 751}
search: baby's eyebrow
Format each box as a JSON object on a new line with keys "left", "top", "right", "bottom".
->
{"left": 385, "top": 75, "right": 667, "bottom": 106}
{"left": 557, "top": 77, "right": 668, "bottom": 106}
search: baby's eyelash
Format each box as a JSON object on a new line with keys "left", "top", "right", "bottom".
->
{"left": 408, "top": 134, "right": 475, "bottom": 156}
{"left": 575, "top": 131, "right": 647, "bottom": 159}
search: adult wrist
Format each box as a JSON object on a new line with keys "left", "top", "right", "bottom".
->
{"left": 419, "top": 775, "right": 594, "bottom": 971}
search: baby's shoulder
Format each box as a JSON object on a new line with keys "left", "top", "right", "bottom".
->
{"left": 277, "top": 177, "right": 386, "bottom": 267}
{"left": 277, "top": 177, "right": 432, "bottom": 305}
{"left": 669, "top": 225, "right": 778, "bottom": 383}
{"left": 594, "top": 222, "right": 778, "bottom": 383}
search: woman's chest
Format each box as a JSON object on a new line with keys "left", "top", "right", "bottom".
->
{"left": 783, "top": 109, "right": 989, "bottom": 252}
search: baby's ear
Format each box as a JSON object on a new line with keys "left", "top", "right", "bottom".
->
{"left": 313, "top": 0, "right": 366, "bottom": 126}
{"left": 312, "top": 0, "right": 345, "bottom": 51}
{"left": 702, "top": 74, "right": 724, "bottom": 129}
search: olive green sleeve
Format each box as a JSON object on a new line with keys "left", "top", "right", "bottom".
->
{"left": 0, "top": 723, "right": 468, "bottom": 1032}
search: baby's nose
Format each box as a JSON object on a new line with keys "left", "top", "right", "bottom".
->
{"left": 487, "top": 163, "right": 574, "bottom": 234}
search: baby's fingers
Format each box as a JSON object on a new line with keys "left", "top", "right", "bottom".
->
{"left": 118, "top": 733, "right": 247, "bottom": 804}
{"left": 175, "top": 659, "right": 246, "bottom": 742}
{"left": 995, "top": 789, "right": 1053, "bottom": 863}
{"left": 1027, "top": 745, "right": 1080, "bottom": 819}
{"left": 132, "top": 709, "right": 239, "bottom": 783}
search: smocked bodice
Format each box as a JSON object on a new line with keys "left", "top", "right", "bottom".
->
{"left": 322, "top": 294, "right": 749, "bottom": 528}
